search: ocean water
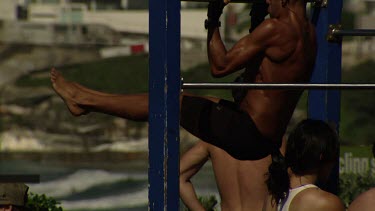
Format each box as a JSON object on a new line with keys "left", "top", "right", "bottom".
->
{"left": 0, "top": 158, "right": 219, "bottom": 211}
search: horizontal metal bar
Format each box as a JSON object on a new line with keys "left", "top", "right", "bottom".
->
{"left": 180, "top": 0, "right": 260, "bottom": 3}
{"left": 182, "top": 83, "right": 375, "bottom": 90}
{"left": 181, "top": 0, "right": 316, "bottom": 3}
{"left": 332, "top": 29, "right": 375, "bottom": 37}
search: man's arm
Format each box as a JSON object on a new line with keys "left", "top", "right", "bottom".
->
{"left": 207, "top": 13, "right": 278, "bottom": 77}
{"left": 180, "top": 141, "right": 210, "bottom": 211}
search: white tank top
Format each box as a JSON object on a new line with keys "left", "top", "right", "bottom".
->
{"left": 278, "top": 184, "right": 318, "bottom": 211}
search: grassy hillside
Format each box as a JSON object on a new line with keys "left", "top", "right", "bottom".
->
{"left": 340, "top": 60, "right": 375, "bottom": 145}
{"left": 16, "top": 55, "right": 150, "bottom": 94}
{"left": 16, "top": 55, "right": 240, "bottom": 98}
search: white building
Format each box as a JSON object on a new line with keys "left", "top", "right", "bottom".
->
{"left": 0, "top": 0, "right": 223, "bottom": 41}
{"left": 356, "top": 0, "right": 375, "bottom": 29}
{"left": 0, "top": 0, "right": 26, "bottom": 21}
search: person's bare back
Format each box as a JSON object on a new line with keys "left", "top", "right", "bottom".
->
{"left": 209, "top": 144, "right": 271, "bottom": 210}
{"left": 180, "top": 141, "right": 272, "bottom": 211}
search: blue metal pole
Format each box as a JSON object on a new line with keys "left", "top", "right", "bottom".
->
{"left": 149, "top": 0, "right": 180, "bottom": 209}
{"left": 166, "top": 0, "right": 181, "bottom": 209}
{"left": 308, "top": 1, "right": 343, "bottom": 194}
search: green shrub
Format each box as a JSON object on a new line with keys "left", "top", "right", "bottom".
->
{"left": 182, "top": 195, "right": 218, "bottom": 211}
{"left": 198, "top": 195, "right": 218, "bottom": 211}
{"left": 26, "top": 193, "right": 63, "bottom": 211}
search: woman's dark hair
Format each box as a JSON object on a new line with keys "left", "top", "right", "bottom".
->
{"left": 266, "top": 119, "right": 339, "bottom": 203}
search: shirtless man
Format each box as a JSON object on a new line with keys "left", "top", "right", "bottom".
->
{"left": 51, "top": 0, "right": 316, "bottom": 160}
{"left": 180, "top": 0, "right": 316, "bottom": 160}
{"left": 51, "top": 0, "right": 316, "bottom": 209}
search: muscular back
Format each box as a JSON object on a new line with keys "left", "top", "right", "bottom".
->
{"left": 241, "top": 14, "right": 317, "bottom": 141}
{"left": 208, "top": 143, "right": 271, "bottom": 211}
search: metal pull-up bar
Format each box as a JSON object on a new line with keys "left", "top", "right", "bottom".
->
{"left": 328, "top": 24, "right": 375, "bottom": 42}
{"left": 180, "top": 0, "right": 318, "bottom": 3}
{"left": 182, "top": 82, "right": 375, "bottom": 90}
{"left": 332, "top": 29, "right": 375, "bottom": 37}
{"left": 181, "top": 0, "right": 263, "bottom": 3}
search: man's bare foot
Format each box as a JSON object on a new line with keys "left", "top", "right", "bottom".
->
{"left": 50, "top": 68, "right": 88, "bottom": 116}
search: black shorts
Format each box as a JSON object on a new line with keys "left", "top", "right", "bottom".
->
{"left": 180, "top": 96, "right": 278, "bottom": 160}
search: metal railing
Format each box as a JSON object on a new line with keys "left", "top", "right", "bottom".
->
{"left": 182, "top": 82, "right": 375, "bottom": 90}
{"left": 180, "top": 0, "right": 317, "bottom": 3}
{"left": 332, "top": 29, "right": 375, "bottom": 37}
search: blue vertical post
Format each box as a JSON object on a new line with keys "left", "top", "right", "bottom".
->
{"left": 308, "top": 1, "right": 343, "bottom": 194}
{"left": 149, "top": 0, "right": 181, "bottom": 209}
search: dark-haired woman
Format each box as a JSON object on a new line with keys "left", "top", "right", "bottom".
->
{"left": 263, "top": 119, "right": 345, "bottom": 211}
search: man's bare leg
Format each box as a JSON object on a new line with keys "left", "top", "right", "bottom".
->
{"left": 50, "top": 68, "right": 221, "bottom": 120}
{"left": 50, "top": 69, "right": 149, "bottom": 121}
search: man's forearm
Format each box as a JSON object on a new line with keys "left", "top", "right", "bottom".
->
{"left": 205, "top": 0, "right": 230, "bottom": 77}
{"left": 207, "top": 27, "right": 229, "bottom": 77}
